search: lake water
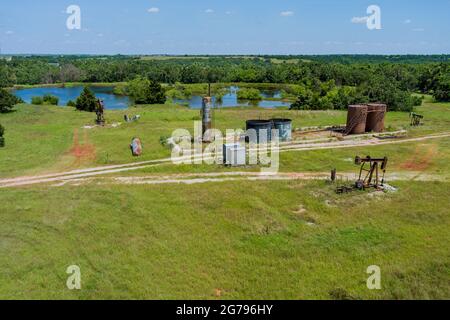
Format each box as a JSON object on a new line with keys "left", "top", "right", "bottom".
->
{"left": 13, "top": 86, "right": 130, "bottom": 110}
{"left": 173, "top": 86, "right": 291, "bottom": 109}
{"left": 13, "top": 85, "right": 291, "bottom": 110}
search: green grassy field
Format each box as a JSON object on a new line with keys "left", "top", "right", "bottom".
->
{"left": 0, "top": 98, "right": 449, "bottom": 299}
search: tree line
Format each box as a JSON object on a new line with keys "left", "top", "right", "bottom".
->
{"left": 0, "top": 55, "right": 448, "bottom": 111}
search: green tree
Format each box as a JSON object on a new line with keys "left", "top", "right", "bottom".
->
{"left": 75, "top": 87, "right": 98, "bottom": 112}
{"left": 434, "top": 75, "right": 450, "bottom": 102}
{"left": 147, "top": 79, "right": 166, "bottom": 104}
{"left": 128, "top": 77, "right": 166, "bottom": 104}
{"left": 290, "top": 86, "right": 314, "bottom": 110}
{"left": 0, "top": 88, "right": 21, "bottom": 113}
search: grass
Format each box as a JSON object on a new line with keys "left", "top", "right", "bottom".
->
{"left": 0, "top": 180, "right": 448, "bottom": 299}
{"left": 0, "top": 98, "right": 449, "bottom": 299}
{"left": 0, "top": 99, "right": 448, "bottom": 178}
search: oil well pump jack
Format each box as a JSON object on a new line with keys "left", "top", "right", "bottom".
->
{"left": 336, "top": 155, "right": 389, "bottom": 194}
{"left": 355, "top": 156, "right": 388, "bottom": 190}
{"left": 410, "top": 112, "right": 424, "bottom": 127}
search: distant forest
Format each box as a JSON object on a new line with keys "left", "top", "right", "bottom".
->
{"left": 1, "top": 55, "right": 449, "bottom": 111}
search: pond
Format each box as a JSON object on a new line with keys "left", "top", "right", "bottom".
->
{"left": 173, "top": 86, "right": 291, "bottom": 109}
{"left": 13, "top": 85, "right": 292, "bottom": 110}
{"left": 13, "top": 86, "right": 130, "bottom": 110}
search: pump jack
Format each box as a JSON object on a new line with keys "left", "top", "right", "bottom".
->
{"left": 355, "top": 156, "right": 388, "bottom": 190}
{"left": 336, "top": 155, "right": 389, "bottom": 194}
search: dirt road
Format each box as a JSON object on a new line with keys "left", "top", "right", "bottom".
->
{"left": 1, "top": 131, "right": 449, "bottom": 188}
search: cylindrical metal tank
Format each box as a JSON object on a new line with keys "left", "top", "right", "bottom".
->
{"left": 202, "top": 97, "right": 212, "bottom": 141}
{"left": 246, "top": 120, "right": 273, "bottom": 143}
{"left": 366, "top": 103, "right": 387, "bottom": 133}
{"left": 271, "top": 118, "right": 292, "bottom": 142}
{"left": 346, "top": 105, "right": 368, "bottom": 134}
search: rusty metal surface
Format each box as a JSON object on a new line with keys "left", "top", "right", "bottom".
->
{"left": 366, "top": 103, "right": 387, "bottom": 133}
{"left": 345, "top": 105, "right": 368, "bottom": 135}
{"left": 336, "top": 155, "right": 389, "bottom": 193}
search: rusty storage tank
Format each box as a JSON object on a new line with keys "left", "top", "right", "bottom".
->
{"left": 366, "top": 103, "right": 387, "bottom": 133}
{"left": 271, "top": 118, "right": 292, "bottom": 142}
{"left": 246, "top": 120, "right": 273, "bottom": 143}
{"left": 346, "top": 105, "right": 368, "bottom": 134}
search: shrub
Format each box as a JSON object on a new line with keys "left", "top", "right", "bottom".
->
{"left": 166, "top": 88, "right": 186, "bottom": 100}
{"left": 43, "top": 94, "right": 59, "bottom": 105}
{"left": 113, "top": 83, "right": 128, "bottom": 96}
{"left": 31, "top": 96, "right": 43, "bottom": 105}
{"left": 237, "top": 88, "right": 262, "bottom": 100}
{"left": 215, "top": 88, "right": 229, "bottom": 102}
{"left": 67, "top": 100, "right": 76, "bottom": 107}
{"left": 75, "top": 87, "right": 98, "bottom": 112}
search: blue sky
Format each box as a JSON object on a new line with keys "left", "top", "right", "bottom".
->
{"left": 0, "top": 0, "right": 449, "bottom": 55}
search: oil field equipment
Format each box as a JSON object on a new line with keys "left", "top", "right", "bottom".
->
{"left": 246, "top": 120, "right": 273, "bottom": 143}
{"left": 124, "top": 114, "right": 141, "bottom": 123}
{"left": 223, "top": 143, "right": 246, "bottom": 166}
{"left": 0, "top": 124, "right": 4, "bottom": 148}
{"left": 344, "top": 105, "right": 368, "bottom": 135}
{"left": 366, "top": 103, "right": 387, "bottom": 133}
{"left": 95, "top": 99, "right": 105, "bottom": 126}
{"left": 272, "top": 118, "right": 292, "bottom": 142}
{"left": 336, "top": 155, "right": 389, "bottom": 194}
{"left": 344, "top": 103, "right": 387, "bottom": 135}
{"left": 201, "top": 84, "right": 213, "bottom": 142}
{"left": 354, "top": 156, "right": 388, "bottom": 190}
{"left": 410, "top": 112, "right": 424, "bottom": 126}
{"left": 130, "top": 137, "right": 143, "bottom": 156}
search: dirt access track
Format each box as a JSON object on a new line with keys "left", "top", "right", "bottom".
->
{"left": 1, "top": 131, "right": 449, "bottom": 188}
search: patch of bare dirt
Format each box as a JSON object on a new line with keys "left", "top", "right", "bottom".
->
{"left": 400, "top": 144, "right": 438, "bottom": 171}
{"left": 69, "top": 129, "right": 96, "bottom": 165}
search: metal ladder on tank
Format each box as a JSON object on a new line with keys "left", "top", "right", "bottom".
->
{"left": 344, "top": 110, "right": 368, "bottom": 136}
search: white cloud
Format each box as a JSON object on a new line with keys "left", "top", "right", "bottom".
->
{"left": 280, "top": 11, "right": 294, "bottom": 17}
{"left": 404, "top": 19, "right": 412, "bottom": 24}
{"left": 225, "top": 11, "right": 232, "bottom": 15}
{"left": 351, "top": 16, "right": 368, "bottom": 24}
{"left": 97, "top": 33, "right": 104, "bottom": 37}
{"left": 205, "top": 9, "right": 214, "bottom": 14}
{"left": 148, "top": 7, "right": 160, "bottom": 14}
{"left": 412, "top": 28, "right": 425, "bottom": 32}
{"left": 5, "top": 30, "right": 14, "bottom": 35}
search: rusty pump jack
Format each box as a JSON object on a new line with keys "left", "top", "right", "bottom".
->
{"left": 355, "top": 156, "right": 388, "bottom": 190}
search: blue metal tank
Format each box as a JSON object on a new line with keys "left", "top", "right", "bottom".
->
{"left": 246, "top": 120, "right": 273, "bottom": 143}
{"left": 271, "top": 118, "right": 292, "bottom": 142}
